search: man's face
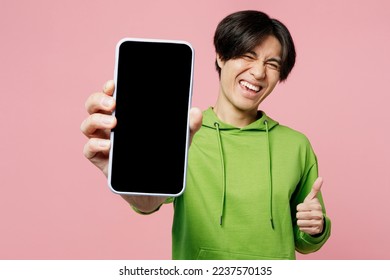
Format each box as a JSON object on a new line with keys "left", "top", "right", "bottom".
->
{"left": 217, "top": 35, "right": 282, "bottom": 113}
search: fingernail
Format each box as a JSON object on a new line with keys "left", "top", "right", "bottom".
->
{"left": 102, "top": 97, "right": 114, "bottom": 108}
{"left": 98, "top": 139, "right": 110, "bottom": 147}
{"left": 102, "top": 115, "right": 114, "bottom": 124}
{"left": 103, "top": 81, "right": 110, "bottom": 92}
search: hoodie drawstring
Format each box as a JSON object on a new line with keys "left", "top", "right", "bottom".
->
{"left": 214, "top": 119, "right": 274, "bottom": 230}
{"left": 264, "top": 120, "right": 274, "bottom": 230}
{"left": 214, "top": 122, "right": 226, "bottom": 226}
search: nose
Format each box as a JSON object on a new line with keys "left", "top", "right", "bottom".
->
{"left": 249, "top": 62, "right": 266, "bottom": 80}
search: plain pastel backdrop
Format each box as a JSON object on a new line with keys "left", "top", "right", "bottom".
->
{"left": 1, "top": 0, "right": 389, "bottom": 260}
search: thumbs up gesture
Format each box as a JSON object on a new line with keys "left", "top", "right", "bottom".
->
{"left": 296, "top": 177, "right": 325, "bottom": 235}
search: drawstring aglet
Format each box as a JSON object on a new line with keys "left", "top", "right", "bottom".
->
{"left": 270, "top": 218, "right": 275, "bottom": 230}
{"left": 220, "top": 216, "right": 223, "bottom": 226}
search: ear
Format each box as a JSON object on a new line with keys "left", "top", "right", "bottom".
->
{"left": 216, "top": 54, "right": 225, "bottom": 68}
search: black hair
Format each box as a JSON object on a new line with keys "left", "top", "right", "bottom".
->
{"left": 213, "top": 10, "right": 296, "bottom": 82}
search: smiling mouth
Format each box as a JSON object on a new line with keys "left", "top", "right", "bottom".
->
{"left": 240, "top": 80, "right": 262, "bottom": 93}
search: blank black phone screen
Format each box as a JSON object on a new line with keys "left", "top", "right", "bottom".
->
{"left": 109, "top": 38, "right": 194, "bottom": 196}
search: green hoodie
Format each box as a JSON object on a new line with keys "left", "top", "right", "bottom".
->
{"left": 170, "top": 107, "right": 331, "bottom": 259}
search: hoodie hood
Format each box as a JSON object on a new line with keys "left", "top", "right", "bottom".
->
{"left": 202, "top": 107, "right": 279, "bottom": 228}
{"left": 202, "top": 107, "right": 279, "bottom": 131}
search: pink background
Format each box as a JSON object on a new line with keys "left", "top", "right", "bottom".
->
{"left": 1, "top": 0, "right": 389, "bottom": 260}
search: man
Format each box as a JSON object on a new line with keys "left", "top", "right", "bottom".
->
{"left": 81, "top": 10, "right": 331, "bottom": 260}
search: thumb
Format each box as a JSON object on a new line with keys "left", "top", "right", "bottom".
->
{"left": 189, "top": 107, "right": 202, "bottom": 145}
{"left": 304, "top": 177, "right": 323, "bottom": 202}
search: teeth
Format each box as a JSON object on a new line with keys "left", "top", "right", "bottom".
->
{"left": 240, "top": 81, "right": 260, "bottom": 92}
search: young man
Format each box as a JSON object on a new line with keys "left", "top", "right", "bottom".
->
{"left": 81, "top": 10, "right": 331, "bottom": 260}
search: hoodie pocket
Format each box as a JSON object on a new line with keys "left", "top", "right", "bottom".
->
{"left": 196, "top": 248, "right": 290, "bottom": 260}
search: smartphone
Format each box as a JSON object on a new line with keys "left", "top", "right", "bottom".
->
{"left": 108, "top": 37, "right": 194, "bottom": 197}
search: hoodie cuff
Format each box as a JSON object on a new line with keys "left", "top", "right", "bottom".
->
{"left": 130, "top": 197, "right": 174, "bottom": 215}
{"left": 131, "top": 204, "right": 162, "bottom": 215}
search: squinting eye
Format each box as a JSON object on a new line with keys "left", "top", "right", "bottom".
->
{"left": 266, "top": 62, "right": 280, "bottom": 71}
{"left": 241, "top": 54, "right": 256, "bottom": 61}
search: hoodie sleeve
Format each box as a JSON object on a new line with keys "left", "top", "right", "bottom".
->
{"left": 291, "top": 159, "right": 332, "bottom": 254}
